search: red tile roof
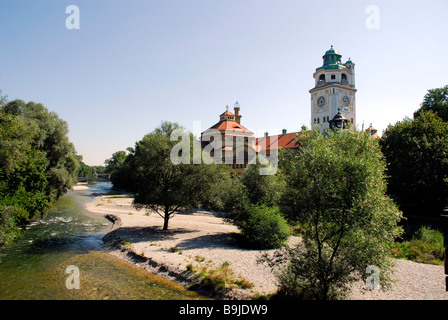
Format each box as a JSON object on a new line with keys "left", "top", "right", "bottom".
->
{"left": 256, "top": 132, "right": 301, "bottom": 152}
{"left": 220, "top": 110, "right": 235, "bottom": 116}
{"left": 209, "top": 120, "right": 252, "bottom": 133}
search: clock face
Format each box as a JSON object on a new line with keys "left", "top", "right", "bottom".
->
{"left": 317, "top": 96, "right": 326, "bottom": 109}
{"left": 342, "top": 95, "right": 350, "bottom": 111}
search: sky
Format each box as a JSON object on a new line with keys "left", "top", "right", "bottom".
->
{"left": 1, "top": 0, "right": 447, "bottom": 166}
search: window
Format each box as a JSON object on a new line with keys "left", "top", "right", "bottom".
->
{"left": 319, "top": 74, "right": 326, "bottom": 81}
{"left": 331, "top": 75, "right": 336, "bottom": 80}
{"left": 341, "top": 74, "right": 347, "bottom": 82}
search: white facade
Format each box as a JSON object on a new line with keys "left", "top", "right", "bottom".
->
{"left": 309, "top": 47, "right": 357, "bottom": 131}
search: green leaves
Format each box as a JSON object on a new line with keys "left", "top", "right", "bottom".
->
{"left": 0, "top": 98, "right": 78, "bottom": 245}
{"left": 276, "top": 129, "right": 402, "bottom": 299}
{"left": 381, "top": 110, "right": 448, "bottom": 216}
{"left": 414, "top": 85, "right": 448, "bottom": 122}
{"left": 116, "top": 121, "right": 233, "bottom": 230}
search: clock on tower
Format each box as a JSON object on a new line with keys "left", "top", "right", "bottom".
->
{"left": 309, "top": 46, "right": 357, "bottom": 131}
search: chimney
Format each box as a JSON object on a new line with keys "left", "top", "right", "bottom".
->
{"left": 282, "top": 129, "right": 287, "bottom": 135}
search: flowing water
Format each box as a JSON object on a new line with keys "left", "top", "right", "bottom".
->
{"left": 0, "top": 182, "right": 204, "bottom": 300}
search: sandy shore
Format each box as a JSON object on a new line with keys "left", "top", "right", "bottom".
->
{"left": 84, "top": 192, "right": 448, "bottom": 300}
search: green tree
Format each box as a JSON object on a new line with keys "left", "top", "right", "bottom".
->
{"left": 0, "top": 112, "right": 49, "bottom": 244}
{"left": 240, "top": 161, "right": 286, "bottom": 207}
{"left": 380, "top": 110, "right": 448, "bottom": 217}
{"left": 414, "top": 85, "right": 448, "bottom": 122}
{"left": 269, "top": 130, "right": 402, "bottom": 300}
{"left": 4, "top": 100, "right": 79, "bottom": 200}
{"left": 0, "top": 96, "right": 79, "bottom": 246}
{"left": 76, "top": 156, "right": 97, "bottom": 178}
{"left": 105, "top": 150, "right": 134, "bottom": 190}
{"left": 132, "top": 121, "right": 231, "bottom": 230}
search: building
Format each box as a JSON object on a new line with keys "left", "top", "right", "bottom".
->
{"left": 201, "top": 46, "right": 368, "bottom": 174}
{"left": 201, "top": 103, "right": 257, "bottom": 174}
{"left": 309, "top": 45, "right": 357, "bottom": 131}
{"left": 255, "top": 130, "right": 301, "bottom": 156}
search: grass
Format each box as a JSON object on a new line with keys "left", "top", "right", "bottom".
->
{"left": 391, "top": 226, "right": 445, "bottom": 265}
{"left": 187, "top": 260, "right": 253, "bottom": 293}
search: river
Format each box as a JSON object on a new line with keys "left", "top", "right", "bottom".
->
{"left": 0, "top": 182, "right": 204, "bottom": 300}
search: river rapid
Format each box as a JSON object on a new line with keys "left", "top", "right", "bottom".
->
{"left": 0, "top": 182, "right": 203, "bottom": 300}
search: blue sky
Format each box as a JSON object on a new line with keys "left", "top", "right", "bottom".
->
{"left": 1, "top": 0, "right": 447, "bottom": 165}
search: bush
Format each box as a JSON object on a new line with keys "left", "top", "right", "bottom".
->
{"left": 0, "top": 205, "right": 24, "bottom": 246}
{"left": 238, "top": 205, "right": 290, "bottom": 249}
{"left": 392, "top": 226, "right": 445, "bottom": 265}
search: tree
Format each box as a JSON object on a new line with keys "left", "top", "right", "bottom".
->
{"left": 132, "top": 121, "right": 231, "bottom": 230}
{"left": 414, "top": 85, "right": 448, "bottom": 122}
{"left": 269, "top": 130, "right": 402, "bottom": 300}
{"left": 0, "top": 111, "right": 49, "bottom": 221}
{"left": 240, "top": 161, "right": 286, "bottom": 207}
{"left": 76, "top": 156, "right": 97, "bottom": 178}
{"left": 105, "top": 150, "right": 135, "bottom": 190}
{"left": 4, "top": 100, "right": 79, "bottom": 200}
{"left": 0, "top": 111, "right": 49, "bottom": 245}
{"left": 380, "top": 110, "right": 448, "bottom": 217}
{"left": 0, "top": 97, "right": 79, "bottom": 246}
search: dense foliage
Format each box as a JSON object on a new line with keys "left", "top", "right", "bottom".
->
{"left": 0, "top": 95, "right": 79, "bottom": 246}
{"left": 76, "top": 156, "right": 98, "bottom": 178}
{"left": 414, "top": 85, "right": 448, "bottom": 122}
{"left": 392, "top": 226, "right": 445, "bottom": 265}
{"left": 266, "top": 129, "right": 403, "bottom": 300}
{"left": 107, "top": 121, "right": 233, "bottom": 230}
{"left": 380, "top": 110, "right": 448, "bottom": 217}
{"left": 226, "top": 162, "right": 290, "bottom": 249}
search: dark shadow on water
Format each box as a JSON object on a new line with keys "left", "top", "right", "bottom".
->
{"left": 26, "top": 234, "right": 103, "bottom": 254}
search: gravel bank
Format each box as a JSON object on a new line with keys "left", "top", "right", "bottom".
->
{"left": 85, "top": 193, "right": 448, "bottom": 300}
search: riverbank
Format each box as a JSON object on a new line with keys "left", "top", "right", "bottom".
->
{"left": 84, "top": 192, "right": 448, "bottom": 300}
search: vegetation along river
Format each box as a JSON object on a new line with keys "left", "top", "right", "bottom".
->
{"left": 0, "top": 182, "right": 203, "bottom": 300}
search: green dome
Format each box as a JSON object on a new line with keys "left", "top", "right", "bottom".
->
{"left": 316, "top": 45, "right": 343, "bottom": 71}
{"left": 324, "top": 45, "right": 341, "bottom": 56}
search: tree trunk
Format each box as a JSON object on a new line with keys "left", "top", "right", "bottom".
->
{"left": 162, "top": 207, "right": 169, "bottom": 230}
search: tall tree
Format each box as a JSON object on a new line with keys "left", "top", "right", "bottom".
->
{"left": 380, "top": 110, "right": 448, "bottom": 217}
{"left": 414, "top": 85, "right": 448, "bottom": 122}
{"left": 4, "top": 100, "right": 79, "bottom": 200}
{"left": 0, "top": 96, "right": 79, "bottom": 245}
{"left": 132, "top": 121, "right": 231, "bottom": 230}
{"left": 270, "top": 130, "right": 402, "bottom": 300}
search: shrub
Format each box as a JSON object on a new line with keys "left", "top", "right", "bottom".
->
{"left": 239, "top": 205, "right": 290, "bottom": 249}
{"left": 392, "top": 226, "right": 445, "bottom": 265}
{"left": 0, "top": 206, "right": 23, "bottom": 246}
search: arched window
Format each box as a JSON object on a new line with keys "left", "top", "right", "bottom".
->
{"left": 319, "top": 74, "right": 326, "bottom": 81}
{"left": 341, "top": 74, "right": 347, "bottom": 83}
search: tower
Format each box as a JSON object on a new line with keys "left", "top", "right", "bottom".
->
{"left": 309, "top": 46, "right": 357, "bottom": 131}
